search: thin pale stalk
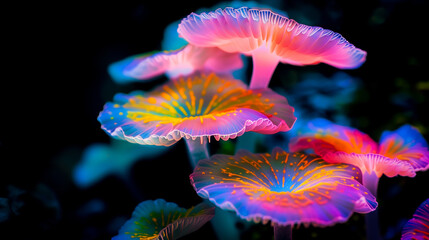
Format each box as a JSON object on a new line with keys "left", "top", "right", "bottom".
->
{"left": 185, "top": 137, "right": 209, "bottom": 168}
{"left": 245, "top": 47, "right": 279, "bottom": 155}
{"left": 249, "top": 46, "right": 280, "bottom": 89}
{"left": 186, "top": 139, "right": 241, "bottom": 240}
{"left": 363, "top": 171, "right": 382, "bottom": 240}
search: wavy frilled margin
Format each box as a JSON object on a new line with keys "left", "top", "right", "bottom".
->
{"left": 98, "top": 73, "right": 296, "bottom": 146}
{"left": 178, "top": 7, "right": 366, "bottom": 69}
{"left": 289, "top": 118, "right": 429, "bottom": 179}
{"left": 190, "top": 148, "right": 377, "bottom": 227}
{"left": 112, "top": 199, "right": 215, "bottom": 240}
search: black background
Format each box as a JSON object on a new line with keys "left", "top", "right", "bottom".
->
{"left": 1, "top": 0, "right": 428, "bottom": 239}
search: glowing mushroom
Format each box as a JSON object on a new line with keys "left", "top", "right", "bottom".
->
{"left": 190, "top": 148, "right": 377, "bottom": 239}
{"left": 112, "top": 199, "right": 215, "bottom": 240}
{"left": 402, "top": 198, "right": 429, "bottom": 240}
{"left": 98, "top": 73, "right": 296, "bottom": 166}
{"left": 378, "top": 125, "right": 429, "bottom": 172}
{"left": 289, "top": 119, "right": 429, "bottom": 194}
{"left": 178, "top": 7, "right": 366, "bottom": 89}
{"left": 161, "top": 1, "right": 289, "bottom": 51}
{"left": 108, "top": 45, "right": 243, "bottom": 84}
{"left": 289, "top": 119, "right": 429, "bottom": 240}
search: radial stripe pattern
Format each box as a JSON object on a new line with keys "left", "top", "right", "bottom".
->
{"left": 191, "top": 148, "right": 377, "bottom": 226}
{"left": 178, "top": 7, "right": 366, "bottom": 69}
{"left": 379, "top": 125, "right": 429, "bottom": 171}
{"left": 402, "top": 198, "right": 429, "bottom": 240}
{"left": 112, "top": 199, "right": 215, "bottom": 240}
{"left": 98, "top": 73, "right": 296, "bottom": 146}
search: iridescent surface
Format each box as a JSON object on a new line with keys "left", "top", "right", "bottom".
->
{"left": 161, "top": 1, "right": 288, "bottom": 51}
{"left": 379, "top": 125, "right": 429, "bottom": 171}
{"left": 178, "top": 7, "right": 366, "bottom": 69}
{"left": 112, "top": 199, "right": 215, "bottom": 240}
{"left": 402, "top": 198, "right": 429, "bottom": 240}
{"left": 108, "top": 45, "right": 243, "bottom": 83}
{"left": 191, "top": 148, "right": 377, "bottom": 226}
{"left": 290, "top": 118, "right": 378, "bottom": 155}
{"left": 289, "top": 118, "right": 428, "bottom": 178}
{"left": 98, "top": 73, "right": 296, "bottom": 146}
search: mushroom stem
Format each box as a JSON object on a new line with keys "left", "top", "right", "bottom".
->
{"left": 187, "top": 138, "right": 242, "bottom": 240}
{"left": 245, "top": 47, "right": 279, "bottom": 153}
{"left": 274, "top": 223, "right": 292, "bottom": 240}
{"left": 249, "top": 46, "right": 280, "bottom": 89}
{"left": 362, "top": 171, "right": 379, "bottom": 196}
{"left": 185, "top": 137, "right": 210, "bottom": 168}
{"left": 363, "top": 172, "right": 382, "bottom": 240}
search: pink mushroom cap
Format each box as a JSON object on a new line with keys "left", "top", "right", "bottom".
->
{"left": 290, "top": 118, "right": 378, "bottom": 155}
{"left": 108, "top": 45, "right": 243, "bottom": 83}
{"left": 178, "top": 7, "right": 366, "bottom": 68}
{"left": 178, "top": 7, "right": 366, "bottom": 89}
{"left": 289, "top": 118, "right": 429, "bottom": 178}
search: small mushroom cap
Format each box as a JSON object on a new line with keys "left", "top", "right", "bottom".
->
{"left": 112, "top": 199, "right": 215, "bottom": 240}
{"left": 289, "top": 119, "right": 427, "bottom": 178}
{"left": 190, "top": 148, "right": 377, "bottom": 227}
{"left": 108, "top": 51, "right": 156, "bottom": 83}
{"left": 379, "top": 125, "right": 429, "bottom": 172}
{"left": 98, "top": 73, "right": 296, "bottom": 146}
{"left": 289, "top": 118, "right": 378, "bottom": 155}
{"left": 108, "top": 45, "right": 243, "bottom": 83}
{"left": 178, "top": 7, "right": 366, "bottom": 69}
{"left": 402, "top": 198, "right": 429, "bottom": 240}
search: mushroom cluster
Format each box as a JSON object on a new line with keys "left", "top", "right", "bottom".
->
{"left": 96, "top": 4, "right": 427, "bottom": 240}
{"left": 289, "top": 118, "right": 429, "bottom": 240}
